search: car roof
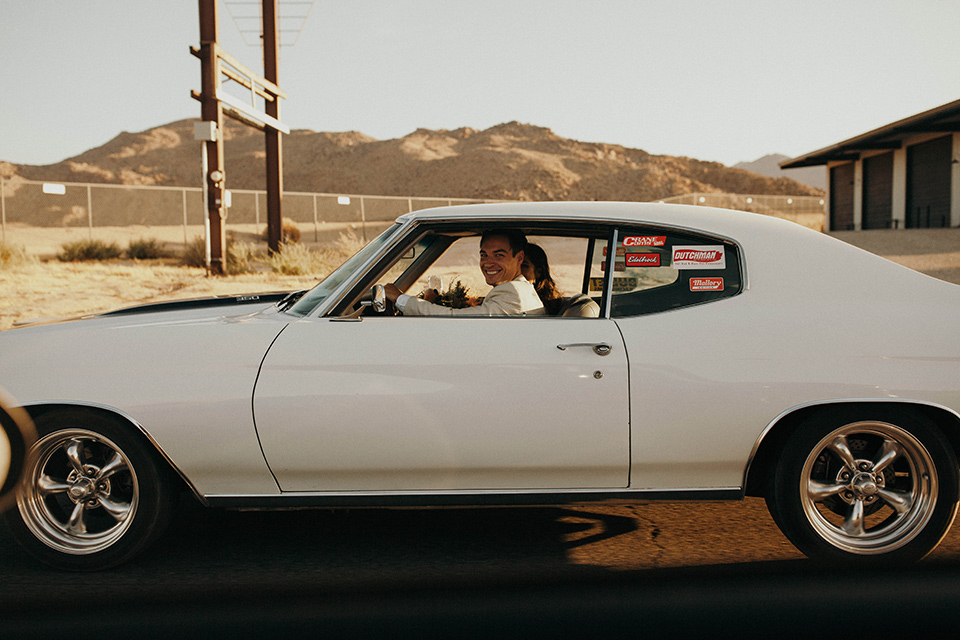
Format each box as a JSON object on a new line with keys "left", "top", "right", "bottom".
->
{"left": 397, "top": 201, "right": 960, "bottom": 302}
{"left": 397, "top": 201, "right": 796, "bottom": 240}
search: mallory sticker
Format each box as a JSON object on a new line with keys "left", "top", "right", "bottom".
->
{"left": 690, "top": 277, "right": 724, "bottom": 291}
{"left": 625, "top": 253, "right": 661, "bottom": 267}
{"left": 622, "top": 235, "right": 666, "bottom": 247}
{"left": 672, "top": 245, "right": 725, "bottom": 270}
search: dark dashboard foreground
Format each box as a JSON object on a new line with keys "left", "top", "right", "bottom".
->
{"left": 4, "top": 497, "right": 960, "bottom": 637}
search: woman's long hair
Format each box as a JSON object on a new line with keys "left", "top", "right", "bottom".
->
{"left": 524, "top": 243, "right": 563, "bottom": 314}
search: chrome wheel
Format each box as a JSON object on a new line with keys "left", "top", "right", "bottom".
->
{"left": 767, "top": 407, "right": 958, "bottom": 565}
{"left": 800, "top": 421, "right": 936, "bottom": 555}
{"left": 18, "top": 428, "right": 139, "bottom": 555}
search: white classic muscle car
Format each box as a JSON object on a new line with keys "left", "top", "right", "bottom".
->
{"left": 2, "top": 202, "right": 960, "bottom": 570}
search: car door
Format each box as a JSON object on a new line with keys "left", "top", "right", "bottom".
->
{"left": 253, "top": 315, "right": 629, "bottom": 492}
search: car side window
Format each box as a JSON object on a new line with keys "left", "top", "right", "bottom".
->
{"left": 605, "top": 229, "right": 742, "bottom": 317}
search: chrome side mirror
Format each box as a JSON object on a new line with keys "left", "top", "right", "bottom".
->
{"left": 369, "top": 284, "right": 386, "bottom": 313}
{"left": 336, "top": 284, "right": 387, "bottom": 321}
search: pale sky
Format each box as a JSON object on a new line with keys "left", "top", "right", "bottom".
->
{"left": 2, "top": 0, "right": 958, "bottom": 168}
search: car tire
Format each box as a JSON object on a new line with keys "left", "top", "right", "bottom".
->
{"left": 766, "top": 406, "right": 959, "bottom": 565}
{"left": 3, "top": 409, "right": 176, "bottom": 571}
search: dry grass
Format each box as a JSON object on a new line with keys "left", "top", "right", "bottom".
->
{"left": 0, "top": 229, "right": 369, "bottom": 330}
{"left": 1, "top": 241, "right": 34, "bottom": 266}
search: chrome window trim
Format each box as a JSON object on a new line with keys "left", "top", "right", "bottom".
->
{"left": 310, "top": 211, "right": 748, "bottom": 320}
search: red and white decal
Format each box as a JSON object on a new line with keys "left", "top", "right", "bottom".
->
{"left": 689, "top": 277, "right": 724, "bottom": 291}
{"left": 625, "top": 252, "right": 661, "bottom": 267}
{"left": 601, "top": 260, "right": 626, "bottom": 272}
{"left": 623, "top": 235, "right": 667, "bottom": 247}
{"left": 672, "top": 245, "right": 726, "bottom": 269}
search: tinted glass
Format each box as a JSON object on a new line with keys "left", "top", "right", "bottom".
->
{"left": 608, "top": 229, "right": 742, "bottom": 317}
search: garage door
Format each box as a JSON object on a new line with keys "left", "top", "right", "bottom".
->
{"left": 906, "top": 136, "right": 951, "bottom": 228}
{"left": 830, "top": 163, "right": 855, "bottom": 230}
{"left": 862, "top": 153, "right": 893, "bottom": 230}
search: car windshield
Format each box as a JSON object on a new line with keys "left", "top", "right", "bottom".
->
{"left": 287, "top": 223, "right": 402, "bottom": 316}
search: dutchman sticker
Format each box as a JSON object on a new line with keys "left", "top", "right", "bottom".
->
{"left": 690, "top": 277, "right": 724, "bottom": 291}
{"left": 625, "top": 253, "right": 661, "bottom": 267}
{"left": 623, "top": 235, "right": 667, "bottom": 247}
{"left": 672, "top": 245, "right": 726, "bottom": 269}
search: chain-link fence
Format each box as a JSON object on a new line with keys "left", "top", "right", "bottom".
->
{"left": 658, "top": 192, "right": 825, "bottom": 230}
{"left": 1, "top": 178, "right": 825, "bottom": 255}
{"left": 0, "top": 178, "right": 502, "bottom": 256}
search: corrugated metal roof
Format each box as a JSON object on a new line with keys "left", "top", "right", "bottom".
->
{"left": 781, "top": 99, "right": 960, "bottom": 169}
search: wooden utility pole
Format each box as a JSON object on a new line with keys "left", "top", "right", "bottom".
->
{"left": 262, "top": 0, "right": 283, "bottom": 254}
{"left": 198, "top": 0, "right": 227, "bottom": 275}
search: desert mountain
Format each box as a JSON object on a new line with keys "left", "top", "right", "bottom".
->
{"left": 734, "top": 154, "right": 825, "bottom": 191}
{"left": 5, "top": 119, "right": 822, "bottom": 202}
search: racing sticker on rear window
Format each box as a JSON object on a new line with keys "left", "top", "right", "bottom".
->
{"left": 590, "top": 277, "right": 638, "bottom": 292}
{"left": 600, "top": 259, "right": 626, "bottom": 272}
{"left": 672, "top": 245, "right": 726, "bottom": 270}
{"left": 625, "top": 253, "right": 661, "bottom": 267}
{"left": 689, "top": 277, "right": 724, "bottom": 291}
{"left": 622, "top": 235, "right": 667, "bottom": 247}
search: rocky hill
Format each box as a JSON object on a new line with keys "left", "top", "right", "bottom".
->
{"left": 3, "top": 119, "right": 822, "bottom": 202}
{"left": 734, "top": 153, "right": 825, "bottom": 191}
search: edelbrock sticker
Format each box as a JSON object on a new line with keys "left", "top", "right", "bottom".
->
{"left": 672, "top": 245, "right": 725, "bottom": 270}
{"left": 625, "top": 253, "right": 661, "bottom": 267}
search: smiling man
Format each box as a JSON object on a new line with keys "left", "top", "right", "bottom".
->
{"left": 384, "top": 229, "right": 545, "bottom": 316}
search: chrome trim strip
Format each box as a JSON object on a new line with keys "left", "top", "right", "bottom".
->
{"left": 204, "top": 487, "right": 743, "bottom": 509}
{"left": 601, "top": 227, "right": 618, "bottom": 319}
{"left": 742, "top": 398, "right": 960, "bottom": 490}
{"left": 17, "top": 400, "right": 209, "bottom": 506}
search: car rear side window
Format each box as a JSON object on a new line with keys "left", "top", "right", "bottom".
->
{"left": 597, "top": 229, "right": 742, "bottom": 317}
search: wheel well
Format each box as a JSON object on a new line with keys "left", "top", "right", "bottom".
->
{"left": 23, "top": 403, "right": 195, "bottom": 498}
{"left": 745, "top": 401, "right": 960, "bottom": 498}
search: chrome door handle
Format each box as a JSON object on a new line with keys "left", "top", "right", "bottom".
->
{"left": 557, "top": 342, "right": 612, "bottom": 356}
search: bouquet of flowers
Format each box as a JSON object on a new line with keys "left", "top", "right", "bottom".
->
{"left": 419, "top": 279, "right": 479, "bottom": 308}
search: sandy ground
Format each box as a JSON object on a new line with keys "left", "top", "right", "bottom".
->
{"left": 2, "top": 226, "right": 959, "bottom": 331}
{"left": 0, "top": 261, "right": 322, "bottom": 330}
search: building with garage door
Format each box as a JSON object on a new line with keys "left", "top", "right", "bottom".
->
{"left": 782, "top": 99, "right": 960, "bottom": 231}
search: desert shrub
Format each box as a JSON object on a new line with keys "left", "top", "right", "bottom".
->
{"left": 268, "top": 241, "right": 316, "bottom": 275}
{"left": 126, "top": 237, "right": 170, "bottom": 260}
{"left": 181, "top": 236, "right": 206, "bottom": 268}
{"left": 226, "top": 242, "right": 256, "bottom": 275}
{"left": 267, "top": 230, "right": 369, "bottom": 277}
{"left": 0, "top": 241, "right": 32, "bottom": 267}
{"left": 310, "top": 230, "right": 367, "bottom": 274}
{"left": 58, "top": 239, "right": 123, "bottom": 261}
{"left": 262, "top": 217, "right": 301, "bottom": 244}
{"left": 181, "top": 236, "right": 256, "bottom": 274}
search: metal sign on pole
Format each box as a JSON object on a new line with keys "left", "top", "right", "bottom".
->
{"left": 191, "top": 0, "right": 289, "bottom": 273}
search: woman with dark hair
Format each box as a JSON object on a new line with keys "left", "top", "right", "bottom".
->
{"left": 521, "top": 242, "right": 564, "bottom": 315}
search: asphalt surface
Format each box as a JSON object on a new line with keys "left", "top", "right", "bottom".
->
{"left": 4, "top": 496, "right": 960, "bottom": 637}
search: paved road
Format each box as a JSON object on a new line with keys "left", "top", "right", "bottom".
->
{"left": 4, "top": 496, "right": 960, "bottom": 636}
